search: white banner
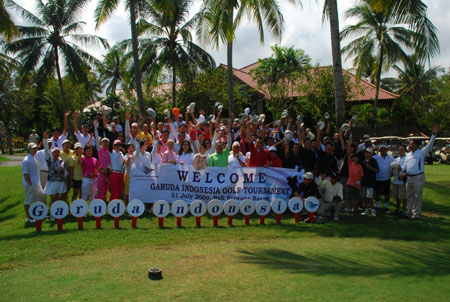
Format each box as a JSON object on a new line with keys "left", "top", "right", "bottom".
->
{"left": 129, "top": 164, "right": 303, "bottom": 204}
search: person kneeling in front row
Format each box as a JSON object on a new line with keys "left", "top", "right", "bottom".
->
{"left": 318, "top": 172, "right": 344, "bottom": 221}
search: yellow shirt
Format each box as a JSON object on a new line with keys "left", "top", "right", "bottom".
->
{"left": 138, "top": 131, "right": 154, "bottom": 145}
{"left": 69, "top": 154, "right": 83, "bottom": 181}
{"left": 61, "top": 150, "right": 74, "bottom": 165}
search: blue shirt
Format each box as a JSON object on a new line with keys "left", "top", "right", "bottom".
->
{"left": 374, "top": 154, "right": 394, "bottom": 181}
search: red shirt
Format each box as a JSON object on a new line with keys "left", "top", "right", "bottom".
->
{"left": 239, "top": 139, "right": 248, "bottom": 155}
{"left": 270, "top": 156, "right": 282, "bottom": 168}
{"left": 347, "top": 160, "right": 364, "bottom": 189}
{"left": 248, "top": 143, "right": 271, "bottom": 167}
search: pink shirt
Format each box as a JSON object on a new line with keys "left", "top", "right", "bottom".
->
{"left": 98, "top": 148, "right": 111, "bottom": 169}
{"left": 82, "top": 156, "right": 99, "bottom": 178}
{"left": 160, "top": 140, "right": 168, "bottom": 153}
{"left": 162, "top": 150, "right": 178, "bottom": 163}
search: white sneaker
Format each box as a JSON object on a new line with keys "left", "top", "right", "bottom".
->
{"left": 26, "top": 217, "right": 35, "bottom": 223}
{"left": 333, "top": 217, "right": 339, "bottom": 221}
{"left": 361, "top": 209, "right": 369, "bottom": 215}
{"left": 371, "top": 209, "right": 376, "bottom": 217}
{"left": 385, "top": 208, "right": 391, "bottom": 214}
{"left": 50, "top": 216, "right": 55, "bottom": 221}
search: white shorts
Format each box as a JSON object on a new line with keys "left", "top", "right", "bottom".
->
{"left": 82, "top": 177, "right": 97, "bottom": 201}
{"left": 24, "top": 184, "right": 45, "bottom": 205}
{"left": 361, "top": 187, "right": 374, "bottom": 199}
{"left": 44, "top": 181, "right": 67, "bottom": 195}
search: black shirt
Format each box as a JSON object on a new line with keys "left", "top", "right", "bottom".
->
{"left": 361, "top": 157, "right": 379, "bottom": 188}
{"left": 317, "top": 148, "right": 338, "bottom": 175}
{"left": 296, "top": 182, "right": 321, "bottom": 199}
{"left": 282, "top": 153, "right": 303, "bottom": 171}
{"left": 299, "top": 145, "right": 316, "bottom": 171}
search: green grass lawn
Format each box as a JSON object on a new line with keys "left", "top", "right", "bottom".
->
{"left": 0, "top": 165, "right": 449, "bottom": 301}
{"left": 0, "top": 156, "right": 10, "bottom": 162}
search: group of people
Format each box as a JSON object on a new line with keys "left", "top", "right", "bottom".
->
{"left": 22, "top": 105, "right": 440, "bottom": 223}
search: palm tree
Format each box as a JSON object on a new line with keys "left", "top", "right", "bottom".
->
{"left": 341, "top": 1, "right": 415, "bottom": 133}
{"left": 369, "top": 0, "right": 439, "bottom": 64}
{"left": 95, "top": 0, "right": 151, "bottom": 113}
{"left": 6, "top": 0, "right": 109, "bottom": 111}
{"left": 98, "top": 44, "right": 129, "bottom": 96}
{"left": 391, "top": 54, "right": 443, "bottom": 105}
{"left": 1, "top": 0, "right": 18, "bottom": 41}
{"left": 321, "top": 0, "right": 346, "bottom": 126}
{"left": 199, "top": 0, "right": 287, "bottom": 114}
{"left": 251, "top": 45, "right": 311, "bottom": 104}
{"left": 138, "top": 0, "right": 215, "bottom": 106}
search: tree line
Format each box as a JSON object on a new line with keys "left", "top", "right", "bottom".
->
{"left": 0, "top": 0, "right": 447, "bottom": 154}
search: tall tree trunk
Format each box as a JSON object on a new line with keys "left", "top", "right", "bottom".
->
{"left": 227, "top": 9, "right": 235, "bottom": 115}
{"left": 54, "top": 48, "right": 68, "bottom": 111}
{"left": 372, "top": 46, "right": 384, "bottom": 135}
{"left": 172, "top": 64, "right": 176, "bottom": 107}
{"left": 129, "top": 0, "right": 145, "bottom": 113}
{"left": 55, "top": 48, "right": 74, "bottom": 138}
{"left": 328, "top": 0, "right": 346, "bottom": 127}
{"left": 4, "top": 120, "right": 13, "bottom": 155}
{"left": 0, "top": 129, "right": 4, "bottom": 154}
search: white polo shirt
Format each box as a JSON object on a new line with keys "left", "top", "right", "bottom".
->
{"left": 22, "top": 153, "right": 40, "bottom": 187}
{"left": 50, "top": 133, "right": 67, "bottom": 149}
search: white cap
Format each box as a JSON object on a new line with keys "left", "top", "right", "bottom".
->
{"left": 197, "top": 115, "right": 205, "bottom": 124}
{"left": 364, "top": 147, "right": 374, "bottom": 153}
{"left": 27, "top": 143, "right": 38, "bottom": 150}
{"left": 268, "top": 146, "right": 277, "bottom": 152}
{"left": 304, "top": 172, "right": 314, "bottom": 180}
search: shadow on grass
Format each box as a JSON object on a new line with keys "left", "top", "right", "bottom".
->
{"left": 0, "top": 196, "right": 14, "bottom": 213}
{"left": 238, "top": 244, "right": 450, "bottom": 277}
{"left": 1, "top": 210, "right": 449, "bottom": 242}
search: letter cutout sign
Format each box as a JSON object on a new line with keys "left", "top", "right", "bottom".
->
{"left": 224, "top": 199, "right": 239, "bottom": 225}
{"left": 29, "top": 201, "right": 48, "bottom": 231}
{"left": 50, "top": 200, "right": 69, "bottom": 230}
{"left": 207, "top": 199, "right": 223, "bottom": 226}
{"left": 190, "top": 200, "right": 206, "bottom": 227}
{"left": 127, "top": 199, "right": 145, "bottom": 228}
{"left": 171, "top": 200, "right": 188, "bottom": 227}
{"left": 89, "top": 199, "right": 106, "bottom": 229}
{"left": 70, "top": 199, "right": 88, "bottom": 229}
{"left": 153, "top": 200, "right": 170, "bottom": 227}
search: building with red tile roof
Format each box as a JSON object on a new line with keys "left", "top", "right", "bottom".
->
{"left": 220, "top": 62, "right": 399, "bottom": 103}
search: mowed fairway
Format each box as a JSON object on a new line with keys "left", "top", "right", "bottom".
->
{"left": 0, "top": 165, "right": 449, "bottom": 301}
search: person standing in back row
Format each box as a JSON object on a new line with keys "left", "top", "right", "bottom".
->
{"left": 401, "top": 124, "right": 439, "bottom": 221}
{"left": 373, "top": 145, "right": 394, "bottom": 213}
{"left": 22, "top": 142, "right": 44, "bottom": 222}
